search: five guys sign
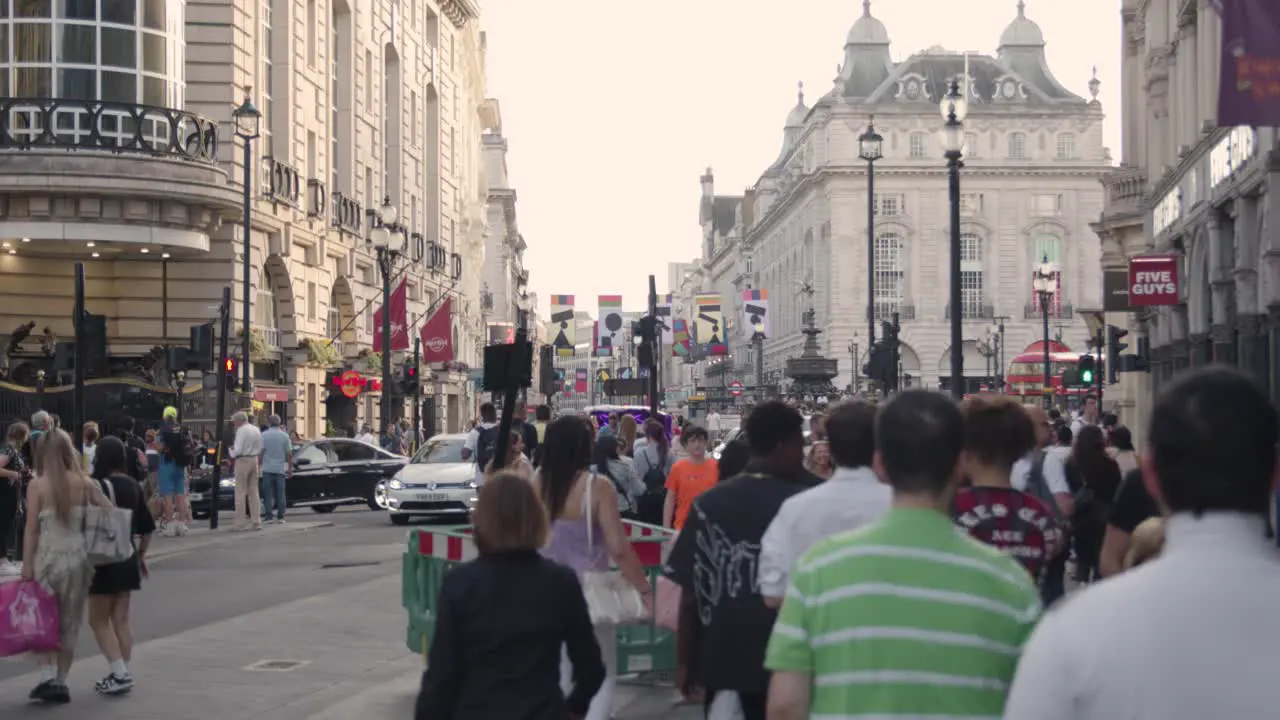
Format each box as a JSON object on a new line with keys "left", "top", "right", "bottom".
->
{"left": 1128, "top": 255, "right": 1179, "bottom": 307}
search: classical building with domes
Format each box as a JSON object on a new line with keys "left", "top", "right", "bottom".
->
{"left": 695, "top": 1, "right": 1114, "bottom": 397}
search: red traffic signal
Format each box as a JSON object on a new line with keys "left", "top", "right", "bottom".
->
{"left": 223, "top": 357, "right": 236, "bottom": 373}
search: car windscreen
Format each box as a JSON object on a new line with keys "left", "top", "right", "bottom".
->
{"left": 411, "top": 438, "right": 465, "bottom": 464}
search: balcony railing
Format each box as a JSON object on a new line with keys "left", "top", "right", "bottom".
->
{"left": 1023, "top": 302, "right": 1074, "bottom": 320}
{"left": 258, "top": 326, "right": 281, "bottom": 349}
{"left": 0, "top": 98, "right": 219, "bottom": 164}
{"left": 865, "top": 303, "right": 916, "bottom": 321}
{"left": 1101, "top": 166, "right": 1146, "bottom": 216}
{"left": 945, "top": 302, "right": 995, "bottom": 320}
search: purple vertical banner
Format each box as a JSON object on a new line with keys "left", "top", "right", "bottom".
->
{"left": 1218, "top": 0, "right": 1280, "bottom": 127}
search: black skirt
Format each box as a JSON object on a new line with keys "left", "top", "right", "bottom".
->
{"left": 90, "top": 553, "right": 142, "bottom": 595}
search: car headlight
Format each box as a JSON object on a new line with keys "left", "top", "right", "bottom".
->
{"left": 468, "top": 480, "right": 478, "bottom": 489}
{"left": 388, "top": 479, "right": 404, "bottom": 490}
{"left": 219, "top": 478, "right": 236, "bottom": 488}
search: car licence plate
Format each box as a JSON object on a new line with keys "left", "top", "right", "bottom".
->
{"left": 189, "top": 493, "right": 204, "bottom": 502}
{"left": 417, "top": 493, "right": 447, "bottom": 502}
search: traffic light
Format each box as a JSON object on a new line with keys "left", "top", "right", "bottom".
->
{"left": 862, "top": 342, "right": 892, "bottom": 387}
{"left": 1077, "top": 354, "right": 1096, "bottom": 385}
{"left": 401, "top": 361, "right": 419, "bottom": 394}
{"left": 1107, "top": 325, "right": 1129, "bottom": 384}
{"left": 223, "top": 356, "right": 238, "bottom": 391}
{"left": 1061, "top": 368, "right": 1081, "bottom": 387}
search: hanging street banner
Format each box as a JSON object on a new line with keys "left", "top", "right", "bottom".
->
{"left": 597, "top": 295, "right": 624, "bottom": 357}
{"left": 372, "top": 279, "right": 409, "bottom": 352}
{"left": 695, "top": 293, "right": 727, "bottom": 356}
{"left": 1217, "top": 0, "right": 1280, "bottom": 127}
{"left": 671, "top": 318, "right": 692, "bottom": 357}
{"left": 420, "top": 297, "right": 455, "bottom": 363}
{"left": 550, "top": 294, "right": 576, "bottom": 357}
{"left": 657, "top": 294, "right": 674, "bottom": 347}
{"left": 574, "top": 367, "right": 589, "bottom": 393}
{"left": 741, "top": 289, "right": 771, "bottom": 341}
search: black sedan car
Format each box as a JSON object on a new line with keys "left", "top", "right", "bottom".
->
{"left": 189, "top": 438, "right": 408, "bottom": 518}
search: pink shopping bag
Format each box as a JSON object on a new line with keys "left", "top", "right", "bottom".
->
{"left": 0, "top": 580, "right": 60, "bottom": 657}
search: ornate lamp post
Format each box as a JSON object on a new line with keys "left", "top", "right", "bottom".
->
{"left": 232, "top": 89, "right": 261, "bottom": 397}
{"left": 938, "top": 78, "right": 967, "bottom": 399}
{"left": 368, "top": 197, "right": 403, "bottom": 426}
{"left": 858, "top": 119, "right": 883, "bottom": 346}
{"left": 1032, "top": 255, "right": 1060, "bottom": 410}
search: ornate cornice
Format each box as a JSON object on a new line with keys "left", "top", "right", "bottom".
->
{"left": 440, "top": 0, "right": 479, "bottom": 28}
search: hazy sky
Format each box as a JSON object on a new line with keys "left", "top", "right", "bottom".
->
{"left": 481, "top": 0, "right": 1121, "bottom": 315}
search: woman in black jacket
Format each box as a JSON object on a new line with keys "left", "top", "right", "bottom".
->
{"left": 1065, "top": 425, "right": 1122, "bottom": 583}
{"left": 415, "top": 470, "right": 604, "bottom": 720}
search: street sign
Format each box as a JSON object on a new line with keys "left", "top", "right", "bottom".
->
{"left": 729, "top": 380, "right": 744, "bottom": 397}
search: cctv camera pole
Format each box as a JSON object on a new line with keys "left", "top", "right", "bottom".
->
{"left": 72, "top": 263, "right": 86, "bottom": 452}
{"left": 412, "top": 334, "right": 421, "bottom": 455}
{"left": 209, "top": 286, "right": 231, "bottom": 530}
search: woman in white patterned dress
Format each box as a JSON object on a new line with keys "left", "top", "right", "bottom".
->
{"left": 20, "top": 428, "right": 112, "bottom": 704}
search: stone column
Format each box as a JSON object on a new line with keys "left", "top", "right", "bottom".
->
{"left": 1207, "top": 213, "right": 1238, "bottom": 365}
{"left": 1236, "top": 313, "right": 1268, "bottom": 387}
{"left": 1189, "top": 332, "right": 1212, "bottom": 366}
{"left": 1271, "top": 305, "right": 1280, "bottom": 408}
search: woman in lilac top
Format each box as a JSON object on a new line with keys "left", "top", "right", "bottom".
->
{"left": 536, "top": 416, "right": 650, "bottom": 720}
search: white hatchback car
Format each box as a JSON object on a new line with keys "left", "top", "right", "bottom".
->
{"left": 383, "top": 433, "right": 477, "bottom": 525}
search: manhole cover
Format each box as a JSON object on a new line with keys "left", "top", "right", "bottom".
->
{"left": 319, "top": 561, "right": 382, "bottom": 569}
{"left": 244, "top": 660, "right": 310, "bottom": 672}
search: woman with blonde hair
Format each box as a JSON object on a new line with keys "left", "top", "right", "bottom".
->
{"left": 81, "top": 422, "right": 100, "bottom": 473}
{"left": 1124, "top": 517, "right": 1165, "bottom": 570}
{"left": 617, "top": 414, "right": 638, "bottom": 457}
{"left": 20, "top": 428, "right": 113, "bottom": 704}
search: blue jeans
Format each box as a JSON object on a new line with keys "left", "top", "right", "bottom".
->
{"left": 260, "top": 472, "right": 287, "bottom": 520}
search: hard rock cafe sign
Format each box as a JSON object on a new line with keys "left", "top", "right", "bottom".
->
{"left": 332, "top": 370, "right": 383, "bottom": 399}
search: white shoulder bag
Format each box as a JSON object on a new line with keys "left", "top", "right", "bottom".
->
{"left": 581, "top": 473, "right": 649, "bottom": 625}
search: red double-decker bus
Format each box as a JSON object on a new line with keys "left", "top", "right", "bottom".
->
{"left": 1004, "top": 342, "right": 1101, "bottom": 410}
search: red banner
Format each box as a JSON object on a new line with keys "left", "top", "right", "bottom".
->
{"left": 420, "top": 298, "right": 454, "bottom": 363}
{"left": 574, "top": 368, "right": 588, "bottom": 393}
{"left": 1128, "top": 255, "right": 1179, "bottom": 307}
{"left": 1217, "top": 0, "right": 1280, "bottom": 127}
{"left": 373, "top": 280, "right": 409, "bottom": 351}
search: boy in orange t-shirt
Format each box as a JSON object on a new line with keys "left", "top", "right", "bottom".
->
{"left": 664, "top": 425, "right": 719, "bottom": 529}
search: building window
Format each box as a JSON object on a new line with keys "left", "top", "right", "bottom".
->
{"left": 909, "top": 132, "right": 926, "bottom": 159}
{"left": 306, "top": 131, "right": 316, "bottom": 178}
{"left": 959, "top": 231, "right": 983, "bottom": 319}
{"left": 256, "top": 268, "right": 278, "bottom": 330}
{"left": 262, "top": 0, "right": 274, "bottom": 154}
{"left": 307, "top": 281, "right": 317, "bottom": 320}
{"left": 1056, "top": 133, "right": 1076, "bottom": 160}
{"left": 364, "top": 48, "right": 373, "bottom": 108}
{"left": 327, "top": 305, "right": 342, "bottom": 339}
{"left": 1031, "top": 233, "right": 1063, "bottom": 314}
{"left": 306, "top": 0, "right": 317, "bottom": 66}
{"left": 875, "top": 194, "right": 903, "bottom": 217}
{"left": 873, "top": 231, "right": 904, "bottom": 319}
{"left": 1008, "top": 132, "right": 1026, "bottom": 159}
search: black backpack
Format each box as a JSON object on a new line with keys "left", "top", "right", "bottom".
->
{"left": 474, "top": 425, "right": 500, "bottom": 473}
{"left": 160, "top": 425, "right": 192, "bottom": 467}
{"left": 1025, "top": 450, "right": 1063, "bottom": 523}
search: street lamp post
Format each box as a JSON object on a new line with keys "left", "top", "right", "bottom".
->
{"left": 368, "top": 197, "right": 403, "bottom": 427}
{"left": 232, "top": 89, "right": 261, "bottom": 399}
{"left": 939, "top": 78, "right": 967, "bottom": 400}
{"left": 858, "top": 119, "right": 883, "bottom": 346}
{"left": 992, "top": 316, "right": 1009, "bottom": 392}
{"left": 1032, "top": 255, "right": 1059, "bottom": 410}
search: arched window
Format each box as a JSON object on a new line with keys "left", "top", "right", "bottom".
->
{"left": 256, "top": 267, "right": 280, "bottom": 347}
{"left": 873, "top": 231, "right": 904, "bottom": 319}
{"left": 1008, "top": 132, "right": 1026, "bottom": 159}
{"left": 959, "top": 231, "right": 984, "bottom": 319}
{"left": 1031, "top": 233, "right": 1064, "bottom": 315}
{"left": 327, "top": 287, "right": 343, "bottom": 351}
{"left": 1056, "top": 133, "right": 1076, "bottom": 160}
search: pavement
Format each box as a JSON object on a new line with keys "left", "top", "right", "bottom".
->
{"left": 0, "top": 506, "right": 685, "bottom": 718}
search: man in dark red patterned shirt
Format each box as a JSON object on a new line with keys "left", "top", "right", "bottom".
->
{"left": 952, "top": 395, "right": 1061, "bottom": 582}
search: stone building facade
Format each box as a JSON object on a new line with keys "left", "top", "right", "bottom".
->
{"left": 1094, "top": 0, "right": 1280, "bottom": 441}
{"left": 0, "top": 0, "right": 490, "bottom": 437}
{"left": 695, "top": 2, "right": 1111, "bottom": 394}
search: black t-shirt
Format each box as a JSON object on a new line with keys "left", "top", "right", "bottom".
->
{"left": 664, "top": 462, "right": 819, "bottom": 694}
{"left": 1107, "top": 468, "right": 1158, "bottom": 534}
{"left": 98, "top": 473, "right": 157, "bottom": 539}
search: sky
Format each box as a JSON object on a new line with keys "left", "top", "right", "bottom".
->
{"left": 480, "top": 0, "right": 1122, "bottom": 317}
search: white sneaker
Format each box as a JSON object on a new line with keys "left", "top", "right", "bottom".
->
{"left": 177, "top": 523, "right": 189, "bottom": 536}
{"left": 0, "top": 560, "right": 20, "bottom": 577}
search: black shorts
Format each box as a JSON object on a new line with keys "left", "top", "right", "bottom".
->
{"left": 89, "top": 554, "right": 142, "bottom": 596}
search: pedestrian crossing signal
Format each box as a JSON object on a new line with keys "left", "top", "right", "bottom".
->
{"left": 1080, "top": 368, "right": 1094, "bottom": 384}
{"left": 223, "top": 357, "right": 239, "bottom": 391}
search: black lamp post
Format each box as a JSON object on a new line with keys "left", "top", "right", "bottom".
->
{"left": 858, "top": 119, "right": 883, "bottom": 346}
{"left": 939, "top": 78, "right": 967, "bottom": 399}
{"left": 1033, "top": 255, "right": 1059, "bottom": 410}
{"left": 368, "top": 196, "right": 403, "bottom": 427}
{"left": 232, "top": 88, "right": 261, "bottom": 398}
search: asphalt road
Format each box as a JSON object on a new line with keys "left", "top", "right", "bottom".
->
{"left": 0, "top": 506, "right": 444, "bottom": 684}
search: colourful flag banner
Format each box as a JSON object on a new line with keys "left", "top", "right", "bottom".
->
{"left": 741, "top": 289, "right": 770, "bottom": 341}
{"left": 550, "top": 295, "right": 576, "bottom": 358}
{"left": 657, "top": 294, "right": 673, "bottom": 347}
{"left": 695, "top": 294, "right": 727, "bottom": 356}
{"left": 597, "top": 295, "right": 624, "bottom": 357}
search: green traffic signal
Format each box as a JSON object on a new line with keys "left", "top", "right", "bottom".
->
{"left": 1080, "top": 369, "right": 1094, "bottom": 384}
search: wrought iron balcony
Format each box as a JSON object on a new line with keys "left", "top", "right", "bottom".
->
{"left": 0, "top": 98, "right": 219, "bottom": 165}
{"left": 944, "top": 302, "right": 996, "bottom": 320}
{"left": 1023, "top": 302, "right": 1074, "bottom": 320}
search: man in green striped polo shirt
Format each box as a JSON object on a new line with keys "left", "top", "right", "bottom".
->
{"left": 765, "top": 390, "right": 1041, "bottom": 719}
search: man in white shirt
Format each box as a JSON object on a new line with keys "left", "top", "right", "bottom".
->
{"left": 758, "top": 400, "right": 891, "bottom": 607}
{"left": 1006, "top": 367, "right": 1280, "bottom": 720}
{"left": 228, "top": 411, "right": 264, "bottom": 531}
{"left": 1069, "top": 393, "right": 1100, "bottom": 438}
{"left": 354, "top": 424, "right": 374, "bottom": 445}
{"left": 461, "top": 402, "right": 498, "bottom": 485}
{"left": 705, "top": 408, "right": 723, "bottom": 442}
{"left": 1011, "top": 405, "right": 1075, "bottom": 604}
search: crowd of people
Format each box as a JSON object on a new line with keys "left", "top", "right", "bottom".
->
{"left": 412, "top": 366, "right": 1280, "bottom": 719}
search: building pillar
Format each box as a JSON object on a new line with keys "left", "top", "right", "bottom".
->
{"left": 1270, "top": 305, "right": 1280, "bottom": 406}
{"left": 1211, "top": 323, "right": 1237, "bottom": 365}
{"left": 1189, "top": 333, "right": 1212, "bottom": 366}
{"left": 1236, "top": 313, "right": 1268, "bottom": 388}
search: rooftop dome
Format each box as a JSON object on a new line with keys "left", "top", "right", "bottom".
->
{"left": 846, "top": 0, "right": 889, "bottom": 45}
{"left": 785, "top": 82, "right": 809, "bottom": 127}
{"left": 999, "top": 0, "right": 1045, "bottom": 47}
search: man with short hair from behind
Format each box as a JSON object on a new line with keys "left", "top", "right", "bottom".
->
{"left": 758, "top": 400, "right": 890, "bottom": 608}
{"left": 1005, "top": 367, "right": 1280, "bottom": 719}
{"left": 461, "top": 402, "right": 499, "bottom": 486}
{"left": 259, "top": 414, "right": 292, "bottom": 524}
{"left": 228, "top": 411, "right": 264, "bottom": 531}
{"left": 766, "top": 390, "right": 1040, "bottom": 720}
